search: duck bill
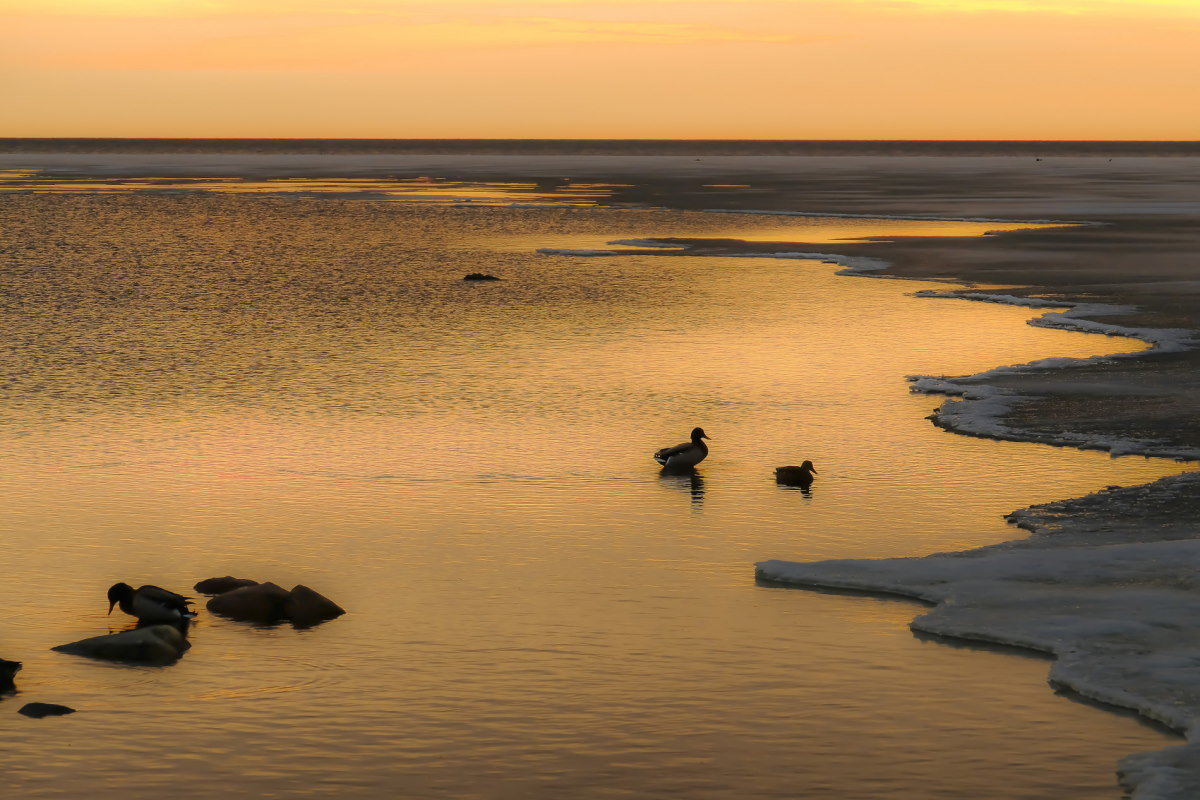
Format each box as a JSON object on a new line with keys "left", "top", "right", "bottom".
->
{"left": 107, "top": 601, "right": 116, "bottom": 615}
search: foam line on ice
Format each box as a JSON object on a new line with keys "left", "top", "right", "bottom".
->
{"left": 905, "top": 290, "right": 1200, "bottom": 461}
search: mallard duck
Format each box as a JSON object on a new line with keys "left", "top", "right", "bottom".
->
{"left": 654, "top": 427, "right": 710, "bottom": 470}
{"left": 0, "top": 659, "right": 20, "bottom": 692}
{"left": 775, "top": 461, "right": 817, "bottom": 487}
{"left": 107, "top": 583, "right": 195, "bottom": 623}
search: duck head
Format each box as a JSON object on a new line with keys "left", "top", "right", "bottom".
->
{"left": 107, "top": 582, "right": 134, "bottom": 615}
{"left": 691, "top": 427, "right": 709, "bottom": 441}
{"left": 800, "top": 460, "right": 816, "bottom": 473}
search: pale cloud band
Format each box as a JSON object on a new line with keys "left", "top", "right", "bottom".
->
{"left": 4, "top": 0, "right": 1199, "bottom": 18}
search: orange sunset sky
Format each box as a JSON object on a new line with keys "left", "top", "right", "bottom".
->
{"left": 1, "top": 0, "right": 1197, "bottom": 139}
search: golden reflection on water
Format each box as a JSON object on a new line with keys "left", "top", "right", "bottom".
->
{"left": 0, "top": 192, "right": 1187, "bottom": 799}
{"left": 0, "top": 171, "right": 629, "bottom": 205}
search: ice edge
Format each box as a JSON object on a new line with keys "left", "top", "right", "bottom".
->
{"left": 538, "top": 224, "right": 1200, "bottom": 799}
{"left": 907, "top": 290, "right": 1200, "bottom": 462}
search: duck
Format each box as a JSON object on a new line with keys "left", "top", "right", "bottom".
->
{"left": 0, "top": 659, "right": 20, "bottom": 692}
{"left": 107, "top": 582, "right": 196, "bottom": 623}
{"left": 654, "top": 427, "right": 710, "bottom": 470}
{"left": 775, "top": 461, "right": 817, "bottom": 487}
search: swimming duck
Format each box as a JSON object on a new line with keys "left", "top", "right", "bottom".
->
{"left": 775, "top": 461, "right": 817, "bottom": 487}
{"left": 107, "top": 583, "right": 196, "bottom": 623}
{"left": 654, "top": 427, "right": 710, "bottom": 470}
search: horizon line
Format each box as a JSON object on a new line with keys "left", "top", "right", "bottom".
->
{"left": 3, "top": 137, "right": 1199, "bottom": 143}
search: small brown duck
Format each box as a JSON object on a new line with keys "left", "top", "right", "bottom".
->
{"left": 775, "top": 461, "right": 817, "bottom": 487}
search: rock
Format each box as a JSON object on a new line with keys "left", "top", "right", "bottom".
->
{"left": 284, "top": 585, "right": 346, "bottom": 628}
{"left": 19, "top": 702, "right": 75, "bottom": 719}
{"left": 52, "top": 625, "right": 189, "bottom": 664}
{"left": 463, "top": 273, "right": 501, "bottom": 281}
{"left": 205, "top": 580, "right": 346, "bottom": 627}
{"left": 194, "top": 576, "right": 260, "bottom": 595}
{"left": 206, "top": 581, "right": 291, "bottom": 624}
{"left": 0, "top": 659, "right": 20, "bottom": 692}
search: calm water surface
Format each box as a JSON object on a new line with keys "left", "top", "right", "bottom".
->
{"left": 0, "top": 190, "right": 1186, "bottom": 799}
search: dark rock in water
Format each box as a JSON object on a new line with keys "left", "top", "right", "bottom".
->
{"left": 53, "top": 625, "right": 189, "bottom": 664}
{"left": 284, "top": 585, "right": 347, "bottom": 628}
{"left": 0, "top": 659, "right": 21, "bottom": 692}
{"left": 463, "top": 273, "right": 501, "bottom": 281}
{"left": 207, "top": 581, "right": 346, "bottom": 627}
{"left": 207, "top": 581, "right": 291, "bottom": 624}
{"left": 19, "top": 702, "right": 75, "bottom": 719}
{"left": 194, "top": 576, "right": 260, "bottom": 595}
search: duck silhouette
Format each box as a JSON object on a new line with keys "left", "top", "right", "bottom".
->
{"left": 107, "top": 583, "right": 196, "bottom": 624}
{"left": 775, "top": 461, "right": 817, "bottom": 487}
{"left": 654, "top": 427, "right": 710, "bottom": 471}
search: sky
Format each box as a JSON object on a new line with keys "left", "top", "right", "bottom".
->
{"left": 1, "top": 0, "right": 1197, "bottom": 139}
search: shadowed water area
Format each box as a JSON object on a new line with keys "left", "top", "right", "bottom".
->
{"left": 0, "top": 186, "right": 1188, "bottom": 798}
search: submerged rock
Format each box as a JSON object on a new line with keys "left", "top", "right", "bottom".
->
{"left": 463, "top": 273, "right": 501, "bottom": 281}
{"left": 19, "top": 702, "right": 75, "bottom": 719}
{"left": 283, "top": 585, "right": 347, "bottom": 628}
{"left": 0, "top": 659, "right": 21, "bottom": 692}
{"left": 206, "top": 581, "right": 291, "bottom": 624}
{"left": 53, "top": 625, "right": 189, "bottom": 664}
{"left": 194, "top": 576, "right": 260, "bottom": 595}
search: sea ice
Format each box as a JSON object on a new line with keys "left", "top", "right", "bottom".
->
{"left": 755, "top": 271, "right": 1200, "bottom": 798}
{"left": 906, "top": 290, "right": 1200, "bottom": 461}
{"left": 575, "top": 213, "right": 1200, "bottom": 797}
{"left": 756, "top": 510, "right": 1200, "bottom": 800}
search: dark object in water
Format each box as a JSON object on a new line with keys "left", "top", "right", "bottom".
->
{"left": 284, "top": 585, "right": 347, "bottom": 628}
{"left": 206, "top": 582, "right": 345, "bottom": 627}
{"left": 207, "top": 581, "right": 291, "bottom": 624}
{"left": 19, "top": 702, "right": 76, "bottom": 719}
{"left": 107, "top": 582, "right": 195, "bottom": 623}
{"left": 53, "top": 625, "right": 190, "bottom": 664}
{"left": 0, "top": 659, "right": 21, "bottom": 692}
{"left": 194, "top": 576, "right": 260, "bottom": 595}
{"left": 463, "top": 273, "right": 501, "bottom": 281}
{"left": 775, "top": 461, "right": 818, "bottom": 487}
{"left": 654, "top": 427, "right": 710, "bottom": 471}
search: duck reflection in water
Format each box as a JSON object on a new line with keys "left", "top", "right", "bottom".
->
{"left": 659, "top": 468, "right": 706, "bottom": 511}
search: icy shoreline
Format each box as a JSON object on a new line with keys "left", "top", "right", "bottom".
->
{"left": 906, "top": 290, "right": 1200, "bottom": 462}
{"left": 542, "top": 222, "right": 1200, "bottom": 799}
{"left": 726, "top": 237, "right": 1200, "bottom": 799}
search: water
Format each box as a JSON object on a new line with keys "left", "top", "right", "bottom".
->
{"left": 0, "top": 185, "right": 1187, "bottom": 799}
